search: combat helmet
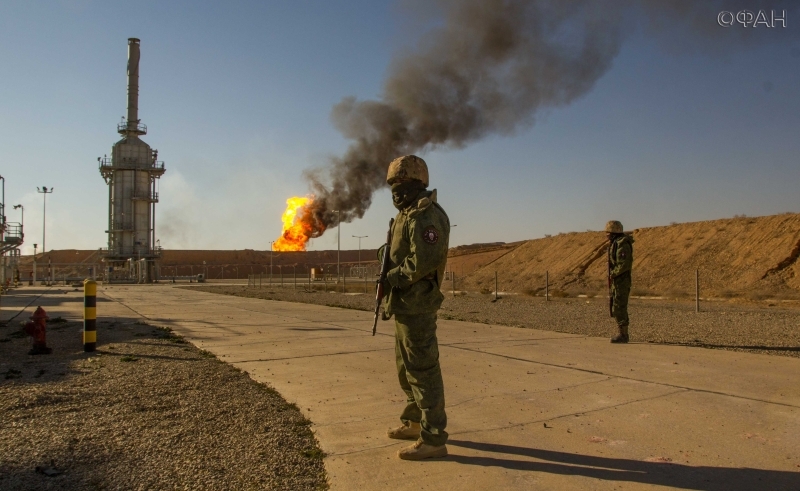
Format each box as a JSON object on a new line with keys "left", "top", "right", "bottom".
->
{"left": 387, "top": 155, "right": 428, "bottom": 187}
{"left": 605, "top": 220, "right": 623, "bottom": 233}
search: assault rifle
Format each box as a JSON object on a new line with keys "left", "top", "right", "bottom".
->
{"left": 372, "top": 218, "right": 394, "bottom": 336}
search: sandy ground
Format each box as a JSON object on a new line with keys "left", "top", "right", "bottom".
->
{"left": 115, "top": 284, "right": 800, "bottom": 491}
{"left": 0, "top": 294, "right": 327, "bottom": 491}
{"left": 186, "top": 285, "right": 800, "bottom": 358}
{"left": 3, "top": 284, "right": 800, "bottom": 490}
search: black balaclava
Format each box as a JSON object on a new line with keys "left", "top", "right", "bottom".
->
{"left": 391, "top": 180, "right": 426, "bottom": 210}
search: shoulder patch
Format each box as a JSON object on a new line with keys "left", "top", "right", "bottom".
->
{"left": 422, "top": 226, "right": 439, "bottom": 245}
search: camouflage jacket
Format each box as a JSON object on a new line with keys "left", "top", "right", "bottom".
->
{"left": 608, "top": 234, "right": 634, "bottom": 280}
{"left": 382, "top": 189, "right": 450, "bottom": 315}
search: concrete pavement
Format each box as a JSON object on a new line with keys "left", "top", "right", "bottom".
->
{"left": 4, "top": 284, "right": 799, "bottom": 490}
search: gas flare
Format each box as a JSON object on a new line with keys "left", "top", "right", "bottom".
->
{"left": 273, "top": 196, "right": 316, "bottom": 251}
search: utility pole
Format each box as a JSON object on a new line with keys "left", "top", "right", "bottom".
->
{"left": 33, "top": 244, "right": 37, "bottom": 284}
{"left": 446, "top": 224, "right": 457, "bottom": 285}
{"left": 269, "top": 241, "right": 274, "bottom": 285}
{"left": 37, "top": 186, "right": 54, "bottom": 255}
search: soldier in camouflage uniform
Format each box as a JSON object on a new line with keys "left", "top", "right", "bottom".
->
{"left": 606, "top": 220, "right": 634, "bottom": 343}
{"left": 380, "top": 155, "right": 450, "bottom": 460}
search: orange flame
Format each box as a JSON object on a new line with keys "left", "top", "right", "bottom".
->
{"left": 274, "top": 196, "right": 313, "bottom": 251}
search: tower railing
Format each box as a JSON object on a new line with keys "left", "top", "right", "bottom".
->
{"left": 109, "top": 219, "right": 135, "bottom": 231}
{"left": 117, "top": 120, "right": 147, "bottom": 135}
{"left": 99, "top": 157, "right": 165, "bottom": 171}
{"left": 131, "top": 192, "right": 159, "bottom": 202}
{"left": 3, "top": 223, "right": 23, "bottom": 244}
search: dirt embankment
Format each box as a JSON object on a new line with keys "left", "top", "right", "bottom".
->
{"left": 16, "top": 212, "right": 800, "bottom": 298}
{"left": 458, "top": 213, "right": 800, "bottom": 298}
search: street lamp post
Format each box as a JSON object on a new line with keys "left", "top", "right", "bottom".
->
{"left": 33, "top": 243, "right": 37, "bottom": 284}
{"left": 36, "top": 186, "right": 54, "bottom": 255}
{"left": 13, "top": 204, "right": 23, "bottom": 238}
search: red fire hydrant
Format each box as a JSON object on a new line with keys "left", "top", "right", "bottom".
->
{"left": 24, "top": 306, "right": 53, "bottom": 355}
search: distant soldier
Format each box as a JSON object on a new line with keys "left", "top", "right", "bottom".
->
{"left": 606, "top": 220, "right": 634, "bottom": 343}
{"left": 381, "top": 155, "right": 451, "bottom": 460}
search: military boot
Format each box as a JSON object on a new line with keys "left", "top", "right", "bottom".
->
{"left": 611, "top": 325, "right": 629, "bottom": 344}
{"left": 397, "top": 439, "right": 448, "bottom": 460}
{"left": 387, "top": 421, "right": 421, "bottom": 440}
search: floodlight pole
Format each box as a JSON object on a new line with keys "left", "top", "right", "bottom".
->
{"left": 13, "top": 204, "right": 23, "bottom": 234}
{"left": 37, "top": 186, "right": 54, "bottom": 255}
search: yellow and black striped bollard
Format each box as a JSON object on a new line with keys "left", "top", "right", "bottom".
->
{"left": 84, "top": 279, "right": 97, "bottom": 352}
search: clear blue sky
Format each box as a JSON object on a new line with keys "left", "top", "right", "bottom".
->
{"left": 1, "top": 1, "right": 798, "bottom": 254}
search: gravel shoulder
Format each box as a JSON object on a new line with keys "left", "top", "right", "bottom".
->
{"left": 187, "top": 285, "right": 800, "bottom": 359}
{"left": 0, "top": 316, "right": 328, "bottom": 490}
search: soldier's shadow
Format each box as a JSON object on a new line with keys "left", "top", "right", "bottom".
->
{"left": 446, "top": 440, "right": 796, "bottom": 491}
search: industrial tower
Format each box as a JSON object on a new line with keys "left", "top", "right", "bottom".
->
{"left": 0, "top": 176, "right": 24, "bottom": 287}
{"left": 99, "top": 38, "right": 165, "bottom": 283}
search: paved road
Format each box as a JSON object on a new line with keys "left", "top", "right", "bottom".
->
{"left": 5, "top": 285, "right": 799, "bottom": 490}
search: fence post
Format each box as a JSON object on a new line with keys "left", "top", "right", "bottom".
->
{"left": 294, "top": 268, "right": 296, "bottom": 290}
{"left": 695, "top": 269, "right": 700, "bottom": 313}
{"left": 343, "top": 272, "right": 346, "bottom": 293}
{"left": 364, "top": 270, "right": 367, "bottom": 294}
{"left": 452, "top": 271, "right": 456, "bottom": 298}
{"left": 545, "top": 271, "right": 549, "bottom": 302}
{"left": 495, "top": 271, "right": 498, "bottom": 301}
{"left": 83, "top": 279, "right": 97, "bottom": 352}
{"left": 308, "top": 268, "right": 312, "bottom": 291}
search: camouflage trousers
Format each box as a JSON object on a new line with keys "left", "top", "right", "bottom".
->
{"left": 395, "top": 312, "right": 448, "bottom": 446}
{"left": 612, "top": 274, "right": 631, "bottom": 327}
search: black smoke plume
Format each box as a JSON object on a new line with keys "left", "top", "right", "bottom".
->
{"left": 298, "top": 0, "right": 799, "bottom": 237}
